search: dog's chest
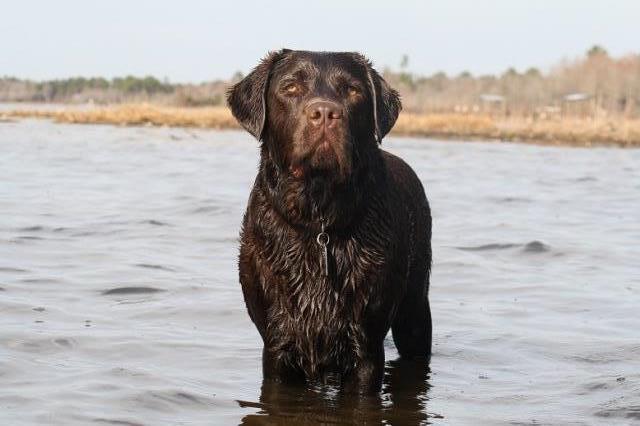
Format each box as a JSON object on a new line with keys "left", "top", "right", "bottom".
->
{"left": 262, "top": 232, "right": 388, "bottom": 372}
{"left": 265, "top": 230, "right": 386, "bottom": 311}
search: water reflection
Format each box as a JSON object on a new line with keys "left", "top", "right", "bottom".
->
{"left": 239, "top": 358, "right": 436, "bottom": 425}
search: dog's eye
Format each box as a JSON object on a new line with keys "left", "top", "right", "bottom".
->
{"left": 347, "top": 85, "right": 361, "bottom": 97}
{"left": 283, "top": 83, "right": 301, "bottom": 96}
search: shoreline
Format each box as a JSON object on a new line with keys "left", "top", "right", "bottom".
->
{"left": 2, "top": 104, "right": 639, "bottom": 148}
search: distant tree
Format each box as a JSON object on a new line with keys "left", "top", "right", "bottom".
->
{"left": 502, "top": 68, "right": 519, "bottom": 78}
{"left": 400, "top": 54, "right": 409, "bottom": 69}
{"left": 525, "top": 67, "right": 541, "bottom": 78}
{"left": 112, "top": 75, "right": 172, "bottom": 94}
{"left": 88, "top": 77, "right": 109, "bottom": 89}
{"left": 587, "top": 45, "right": 608, "bottom": 58}
{"left": 392, "top": 55, "right": 415, "bottom": 90}
{"left": 427, "top": 71, "right": 448, "bottom": 91}
{"left": 231, "top": 71, "right": 244, "bottom": 82}
{"left": 431, "top": 71, "right": 447, "bottom": 80}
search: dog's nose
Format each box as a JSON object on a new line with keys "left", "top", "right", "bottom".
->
{"left": 306, "top": 101, "right": 342, "bottom": 128}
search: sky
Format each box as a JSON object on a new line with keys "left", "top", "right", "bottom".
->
{"left": 1, "top": 0, "right": 638, "bottom": 83}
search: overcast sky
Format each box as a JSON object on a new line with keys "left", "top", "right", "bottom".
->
{"left": 2, "top": 0, "right": 638, "bottom": 82}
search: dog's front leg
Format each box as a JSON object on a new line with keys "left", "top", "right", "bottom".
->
{"left": 342, "top": 343, "right": 385, "bottom": 394}
{"left": 262, "top": 346, "right": 305, "bottom": 384}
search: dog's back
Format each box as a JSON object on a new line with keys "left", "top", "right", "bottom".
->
{"left": 381, "top": 150, "right": 432, "bottom": 357}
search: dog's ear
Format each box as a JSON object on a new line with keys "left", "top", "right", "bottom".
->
{"left": 227, "top": 49, "right": 289, "bottom": 140}
{"left": 359, "top": 56, "right": 402, "bottom": 143}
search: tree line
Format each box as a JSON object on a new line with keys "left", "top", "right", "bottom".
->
{"left": 385, "top": 46, "right": 640, "bottom": 118}
{"left": 1, "top": 46, "right": 638, "bottom": 118}
{"left": 0, "top": 75, "right": 227, "bottom": 106}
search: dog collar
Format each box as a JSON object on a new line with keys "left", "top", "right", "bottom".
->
{"left": 316, "top": 219, "right": 330, "bottom": 277}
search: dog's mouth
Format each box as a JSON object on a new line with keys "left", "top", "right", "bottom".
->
{"left": 290, "top": 132, "right": 351, "bottom": 178}
{"left": 286, "top": 118, "right": 353, "bottom": 182}
{"left": 316, "top": 137, "right": 331, "bottom": 152}
{"left": 310, "top": 134, "right": 336, "bottom": 164}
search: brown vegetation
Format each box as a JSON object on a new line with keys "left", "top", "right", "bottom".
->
{"left": 4, "top": 104, "right": 639, "bottom": 147}
{"left": 386, "top": 46, "right": 640, "bottom": 119}
{"left": 3, "top": 46, "right": 639, "bottom": 147}
{"left": 4, "top": 104, "right": 237, "bottom": 129}
{"left": 395, "top": 113, "right": 640, "bottom": 147}
{"left": 2, "top": 46, "right": 639, "bottom": 120}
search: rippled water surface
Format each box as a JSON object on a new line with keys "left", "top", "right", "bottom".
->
{"left": 1, "top": 119, "right": 639, "bottom": 425}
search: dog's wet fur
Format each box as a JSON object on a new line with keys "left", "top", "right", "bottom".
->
{"left": 227, "top": 49, "right": 432, "bottom": 394}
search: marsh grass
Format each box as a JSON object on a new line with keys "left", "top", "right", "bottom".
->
{"left": 396, "top": 113, "right": 640, "bottom": 147}
{"left": 4, "top": 104, "right": 640, "bottom": 147}
{"left": 4, "top": 104, "right": 237, "bottom": 129}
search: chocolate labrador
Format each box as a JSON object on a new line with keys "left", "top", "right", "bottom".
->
{"left": 227, "top": 49, "right": 432, "bottom": 394}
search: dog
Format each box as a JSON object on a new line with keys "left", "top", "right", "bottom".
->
{"left": 227, "top": 49, "right": 432, "bottom": 394}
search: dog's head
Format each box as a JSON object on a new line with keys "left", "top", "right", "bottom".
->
{"left": 227, "top": 50, "right": 401, "bottom": 182}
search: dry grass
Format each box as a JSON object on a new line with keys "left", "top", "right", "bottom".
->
{"left": 396, "top": 113, "right": 640, "bottom": 147}
{"left": 4, "top": 104, "right": 238, "bottom": 129}
{"left": 395, "top": 113, "right": 497, "bottom": 138}
{"left": 4, "top": 104, "right": 640, "bottom": 147}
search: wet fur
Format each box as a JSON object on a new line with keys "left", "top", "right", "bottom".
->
{"left": 228, "top": 50, "right": 432, "bottom": 394}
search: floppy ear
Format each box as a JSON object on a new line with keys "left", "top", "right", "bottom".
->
{"left": 226, "top": 49, "right": 289, "bottom": 140}
{"left": 364, "top": 60, "right": 402, "bottom": 143}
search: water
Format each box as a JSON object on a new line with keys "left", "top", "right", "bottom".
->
{"left": 1, "top": 119, "right": 639, "bottom": 425}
